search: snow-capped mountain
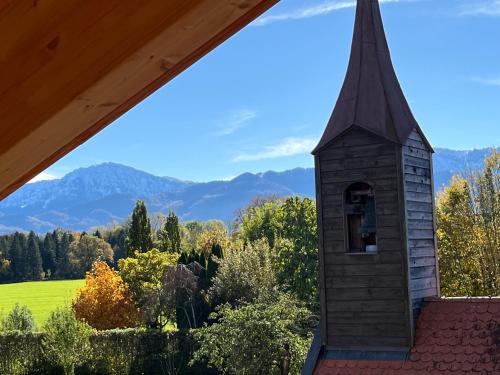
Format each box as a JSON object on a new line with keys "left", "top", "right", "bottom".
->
{"left": 0, "top": 147, "right": 493, "bottom": 234}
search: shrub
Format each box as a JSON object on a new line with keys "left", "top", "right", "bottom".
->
{"left": 1, "top": 304, "right": 36, "bottom": 332}
{"left": 72, "top": 262, "right": 141, "bottom": 330}
{"left": 42, "top": 308, "right": 92, "bottom": 375}
{"left": 90, "top": 329, "right": 180, "bottom": 375}
{"left": 207, "top": 238, "right": 279, "bottom": 307}
{"left": 90, "top": 328, "right": 147, "bottom": 375}
{"left": 193, "top": 294, "right": 312, "bottom": 375}
{"left": 0, "top": 328, "right": 215, "bottom": 375}
{"left": 0, "top": 332, "right": 45, "bottom": 375}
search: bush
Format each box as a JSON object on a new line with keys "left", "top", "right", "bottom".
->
{"left": 0, "top": 332, "right": 45, "bottom": 375}
{"left": 72, "top": 262, "right": 141, "bottom": 330}
{"left": 207, "top": 239, "right": 279, "bottom": 307}
{"left": 1, "top": 304, "right": 36, "bottom": 332}
{"left": 193, "top": 294, "right": 312, "bottom": 375}
{"left": 90, "top": 329, "right": 184, "bottom": 375}
{"left": 0, "top": 329, "right": 215, "bottom": 375}
{"left": 42, "top": 308, "right": 93, "bottom": 375}
{"left": 90, "top": 329, "right": 158, "bottom": 375}
{"left": 88, "top": 329, "right": 217, "bottom": 375}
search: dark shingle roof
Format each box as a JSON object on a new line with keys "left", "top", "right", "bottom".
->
{"left": 313, "top": 0, "right": 418, "bottom": 153}
{"left": 314, "top": 297, "right": 500, "bottom": 374}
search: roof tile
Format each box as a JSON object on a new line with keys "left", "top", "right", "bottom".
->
{"left": 314, "top": 298, "right": 500, "bottom": 375}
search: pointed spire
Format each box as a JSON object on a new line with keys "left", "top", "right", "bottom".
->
{"left": 313, "top": 0, "right": 418, "bottom": 153}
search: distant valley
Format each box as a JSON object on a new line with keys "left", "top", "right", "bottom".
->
{"left": 0, "top": 148, "right": 492, "bottom": 234}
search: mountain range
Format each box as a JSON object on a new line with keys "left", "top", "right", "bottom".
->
{"left": 0, "top": 148, "right": 492, "bottom": 234}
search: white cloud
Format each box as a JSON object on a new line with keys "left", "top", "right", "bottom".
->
{"left": 28, "top": 171, "right": 58, "bottom": 183}
{"left": 233, "top": 137, "right": 316, "bottom": 162}
{"left": 216, "top": 109, "right": 257, "bottom": 136}
{"left": 253, "top": 1, "right": 355, "bottom": 26}
{"left": 472, "top": 77, "right": 500, "bottom": 86}
{"left": 253, "top": 0, "right": 416, "bottom": 26}
{"left": 459, "top": 0, "right": 500, "bottom": 16}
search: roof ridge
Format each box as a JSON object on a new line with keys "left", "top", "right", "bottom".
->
{"left": 425, "top": 296, "right": 500, "bottom": 303}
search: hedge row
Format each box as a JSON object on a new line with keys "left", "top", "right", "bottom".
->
{"left": 0, "top": 329, "right": 218, "bottom": 375}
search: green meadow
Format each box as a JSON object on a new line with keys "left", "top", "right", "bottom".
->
{"left": 0, "top": 279, "right": 84, "bottom": 327}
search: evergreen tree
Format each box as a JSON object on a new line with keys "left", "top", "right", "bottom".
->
{"left": 55, "top": 231, "right": 72, "bottom": 279}
{"left": 26, "top": 231, "right": 43, "bottom": 280}
{"left": 125, "top": 200, "right": 153, "bottom": 257}
{"left": 0, "top": 236, "right": 7, "bottom": 257}
{"left": 93, "top": 229, "right": 102, "bottom": 239}
{"left": 159, "top": 211, "right": 181, "bottom": 253}
{"left": 107, "top": 227, "right": 127, "bottom": 264}
{"left": 41, "top": 233, "right": 57, "bottom": 278}
{"left": 0, "top": 236, "right": 10, "bottom": 281}
{"left": 9, "top": 232, "right": 27, "bottom": 280}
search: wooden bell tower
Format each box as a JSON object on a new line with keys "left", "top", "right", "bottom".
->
{"left": 313, "top": 0, "right": 439, "bottom": 355}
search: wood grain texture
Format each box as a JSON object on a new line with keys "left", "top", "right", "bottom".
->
{"left": 0, "top": 0, "right": 278, "bottom": 200}
{"left": 403, "top": 130, "right": 438, "bottom": 321}
{"left": 429, "top": 152, "right": 441, "bottom": 297}
{"left": 315, "top": 155, "right": 329, "bottom": 346}
{"left": 325, "top": 275, "right": 404, "bottom": 289}
{"left": 313, "top": 0, "right": 435, "bottom": 352}
{"left": 326, "top": 335, "right": 409, "bottom": 349}
{"left": 396, "top": 143, "right": 414, "bottom": 345}
{"left": 317, "top": 128, "right": 412, "bottom": 350}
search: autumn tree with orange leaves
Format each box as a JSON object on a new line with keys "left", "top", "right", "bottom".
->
{"left": 72, "top": 262, "right": 140, "bottom": 330}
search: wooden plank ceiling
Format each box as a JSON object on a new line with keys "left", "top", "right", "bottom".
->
{"left": 0, "top": 0, "right": 277, "bottom": 200}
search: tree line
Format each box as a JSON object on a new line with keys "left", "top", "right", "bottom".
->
{"left": 0, "top": 228, "right": 123, "bottom": 282}
{"left": 1, "top": 196, "right": 319, "bottom": 374}
{"left": 0, "top": 205, "right": 221, "bottom": 283}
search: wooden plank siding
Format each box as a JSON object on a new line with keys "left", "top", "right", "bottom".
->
{"left": 316, "top": 128, "right": 412, "bottom": 351}
{"left": 403, "top": 130, "right": 439, "bottom": 322}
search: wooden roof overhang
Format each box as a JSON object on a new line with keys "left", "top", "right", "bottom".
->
{"left": 0, "top": 0, "right": 278, "bottom": 200}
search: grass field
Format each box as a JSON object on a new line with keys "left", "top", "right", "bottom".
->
{"left": 0, "top": 279, "right": 85, "bottom": 327}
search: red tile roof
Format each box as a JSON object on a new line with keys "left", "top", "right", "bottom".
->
{"left": 314, "top": 297, "right": 500, "bottom": 375}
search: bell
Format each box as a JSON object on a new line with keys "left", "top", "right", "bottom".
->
{"left": 360, "top": 197, "right": 376, "bottom": 234}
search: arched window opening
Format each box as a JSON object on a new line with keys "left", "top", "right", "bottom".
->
{"left": 345, "top": 182, "right": 377, "bottom": 253}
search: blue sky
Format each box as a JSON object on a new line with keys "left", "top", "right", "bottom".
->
{"left": 36, "top": 0, "right": 500, "bottom": 183}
